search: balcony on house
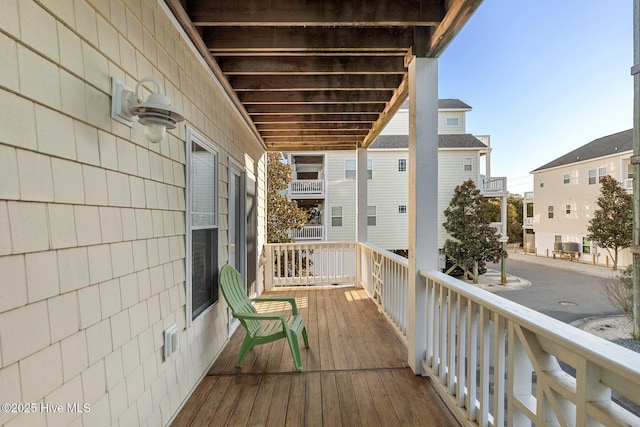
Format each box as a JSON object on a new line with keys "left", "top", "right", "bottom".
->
{"left": 480, "top": 176, "right": 508, "bottom": 196}
{"left": 289, "top": 224, "right": 324, "bottom": 241}
{"left": 289, "top": 179, "right": 325, "bottom": 198}
{"left": 174, "top": 241, "right": 640, "bottom": 426}
{"left": 288, "top": 154, "right": 326, "bottom": 199}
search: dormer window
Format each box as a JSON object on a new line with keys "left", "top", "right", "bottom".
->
{"left": 446, "top": 117, "right": 459, "bottom": 126}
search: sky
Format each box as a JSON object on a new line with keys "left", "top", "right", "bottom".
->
{"left": 438, "top": 0, "right": 634, "bottom": 195}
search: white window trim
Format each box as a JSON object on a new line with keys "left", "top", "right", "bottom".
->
{"left": 186, "top": 127, "right": 220, "bottom": 327}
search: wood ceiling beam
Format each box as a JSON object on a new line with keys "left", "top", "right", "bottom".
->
{"left": 266, "top": 143, "right": 358, "bottom": 152}
{"left": 260, "top": 130, "right": 369, "bottom": 137}
{"left": 252, "top": 114, "right": 379, "bottom": 123}
{"left": 427, "top": 0, "right": 484, "bottom": 57}
{"left": 256, "top": 122, "right": 372, "bottom": 131}
{"left": 239, "top": 90, "right": 393, "bottom": 104}
{"left": 216, "top": 56, "right": 406, "bottom": 75}
{"left": 264, "top": 135, "right": 362, "bottom": 142}
{"left": 245, "top": 104, "right": 385, "bottom": 114}
{"left": 229, "top": 74, "right": 404, "bottom": 91}
{"left": 202, "top": 27, "right": 416, "bottom": 52}
{"left": 188, "top": 0, "right": 445, "bottom": 26}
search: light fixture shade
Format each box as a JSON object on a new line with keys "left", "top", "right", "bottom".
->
{"left": 111, "top": 77, "right": 184, "bottom": 143}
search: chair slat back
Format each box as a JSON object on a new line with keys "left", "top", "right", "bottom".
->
{"left": 219, "top": 264, "right": 260, "bottom": 334}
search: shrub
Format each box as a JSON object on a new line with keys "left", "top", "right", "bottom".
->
{"left": 602, "top": 265, "right": 633, "bottom": 321}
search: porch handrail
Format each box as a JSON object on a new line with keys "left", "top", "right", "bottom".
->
{"left": 359, "top": 243, "right": 409, "bottom": 338}
{"left": 289, "top": 179, "right": 324, "bottom": 195}
{"left": 481, "top": 177, "right": 507, "bottom": 193}
{"left": 289, "top": 225, "right": 324, "bottom": 240}
{"left": 265, "top": 242, "right": 356, "bottom": 287}
{"left": 420, "top": 269, "right": 640, "bottom": 427}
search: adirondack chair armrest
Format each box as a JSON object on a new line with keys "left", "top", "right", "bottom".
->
{"left": 233, "top": 312, "right": 292, "bottom": 333}
{"left": 234, "top": 312, "right": 287, "bottom": 323}
{"left": 250, "top": 296, "right": 299, "bottom": 315}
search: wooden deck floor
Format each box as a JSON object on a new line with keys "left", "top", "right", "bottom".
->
{"left": 171, "top": 286, "right": 459, "bottom": 426}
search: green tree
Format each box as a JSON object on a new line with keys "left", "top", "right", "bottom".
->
{"left": 266, "top": 152, "right": 307, "bottom": 243}
{"left": 443, "top": 180, "right": 506, "bottom": 284}
{"left": 506, "top": 194, "right": 523, "bottom": 244}
{"left": 587, "top": 175, "right": 632, "bottom": 270}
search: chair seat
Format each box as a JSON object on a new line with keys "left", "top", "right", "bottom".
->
{"left": 255, "top": 314, "right": 305, "bottom": 338}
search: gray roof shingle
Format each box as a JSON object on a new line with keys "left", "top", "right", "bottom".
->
{"left": 531, "top": 129, "right": 633, "bottom": 172}
{"left": 371, "top": 134, "right": 488, "bottom": 149}
{"left": 399, "top": 99, "right": 472, "bottom": 110}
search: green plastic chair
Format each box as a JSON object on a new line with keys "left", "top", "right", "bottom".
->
{"left": 219, "top": 264, "right": 310, "bottom": 371}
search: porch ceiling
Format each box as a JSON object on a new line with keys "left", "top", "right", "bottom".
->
{"left": 165, "top": 0, "right": 483, "bottom": 151}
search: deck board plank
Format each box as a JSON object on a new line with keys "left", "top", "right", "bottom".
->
{"left": 175, "top": 287, "right": 459, "bottom": 427}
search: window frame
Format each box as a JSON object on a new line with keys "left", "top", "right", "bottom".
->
{"left": 565, "top": 204, "right": 571, "bottom": 214}
{"left": 186, "top": 128, "right": 220, "bottom": 324}
{"left": 548, "top": 205, "right": 554, "bottom": 219}
{"left": 582, "top": 237, "right": 591, "bottom": 254}
{"left": 398, "top": 205, "right": 407, "bottom": 214}
{"left": 463, "top": 157, "right": 472, "bottom": 172}
{"left": 345, "top": 159, "right": 373, "bottom": 179}
{"left": 331, "top": 206, "right": 343, "bottom": 227}
{"left": 598, "top": 167, "right": 607, "bottom": 183}
{"left": 398, "top": 158, "right": 407, "bottom": 172}
{"left": 367, "top": 206, "right": 377, "bottom": 226}
{"left": 539, "top": 178, "right": 544, "bottom": 188}
{"left": 588, "top": 169, "right": 596, "bottom": 185}
{"left": 446, "top": 117, "right": 459, "bottom": 126}
{"left": 563, "top": 173, "right": 570, "bottom": 184}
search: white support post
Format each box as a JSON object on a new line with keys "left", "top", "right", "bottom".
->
{"left": 356, "top": 147, "right": 368, "bottom": 287}
{"left": 407, "top": 56, "right": 439, "bottom": 373}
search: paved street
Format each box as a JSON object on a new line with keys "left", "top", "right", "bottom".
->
{"left": 487, "top": 256, "right": 622, "bottom": 324}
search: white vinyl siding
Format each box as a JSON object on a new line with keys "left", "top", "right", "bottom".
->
{"left": 438, "top": 112, "right": 465, "bottom": 134}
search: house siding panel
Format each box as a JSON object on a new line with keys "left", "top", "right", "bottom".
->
{"left": 0, "top": 1, "right": 266, "bottom": 426}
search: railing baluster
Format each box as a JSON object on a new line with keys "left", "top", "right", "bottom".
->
{"left": 456, "top": 294, "right": 467, "bottom": 408}
{"left": 493, "top": 313, "right": 506, "bottom": 427}
{"left": 467, "top": 300, "right": 478, "bottom": 422}
{"left": 478, "top": 306, "right": 491, "bottom": 427}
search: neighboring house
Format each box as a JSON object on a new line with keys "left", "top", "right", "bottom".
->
{"left": 287, "top": 99, "right": 508, "bottom": 252}
{"left": 527, "top": 129, "right": 633, "bottom": 267}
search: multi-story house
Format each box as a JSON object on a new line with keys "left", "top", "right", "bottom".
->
{"left": 527, "top": 129, "right": 633, "bottom": 267}
{"left": 287, "top": 99, "right": 508, "bottom": 253}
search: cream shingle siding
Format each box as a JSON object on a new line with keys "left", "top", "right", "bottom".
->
{"left": 532, "top": 152, "right": 632, "bottom": 267}
{"left": 0, "top": 1, "right": 265, "bottom": 426}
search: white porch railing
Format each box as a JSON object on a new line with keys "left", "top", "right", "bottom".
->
{"left": 289, "top": 225, "right": 324, "bottom": 240}
{"left": 524, "top": 217, "right": 534, "bottom": 227}
{"left": 262, "top": 242, "right": 640, "bottom": 426}
{"left": 289, "top": 179, "right": 325, "bottom": 197}
{"left": 265, "top": 242, "right": 355, "bottom": 286}
{"left": 359, "top": 243, "right": 409, "bottom": 338}
{"left": 481, "top": 177, "right": 507, "bottom": 195}
{"left": 421, "top": 269, "right": 640, "bottom": 427}
{"left": 524, "top": 191, "right": 534, "bottom": 201}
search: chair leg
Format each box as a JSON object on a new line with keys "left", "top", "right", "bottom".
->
{"left": 286, "top": 333, "right": 303, "bottom": 371}
{"left": 302, "top": 327, "right": 309, "bottom": 349}
{"left": 236, "top": 337, "right": 254, "bottom": 368}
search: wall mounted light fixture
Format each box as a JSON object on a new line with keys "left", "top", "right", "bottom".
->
{"left": 111, "top": 77, "right": 184, "bottom": 143}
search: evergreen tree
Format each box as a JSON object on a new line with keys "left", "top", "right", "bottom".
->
{"left": 266, "top": 152, "right": 307, "bottom": 243}
{"left": 587, "top": 175, "right": 632, "bottom": 270}
{"left": 443, "top": 180, "right": 505, "bottom": 284}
